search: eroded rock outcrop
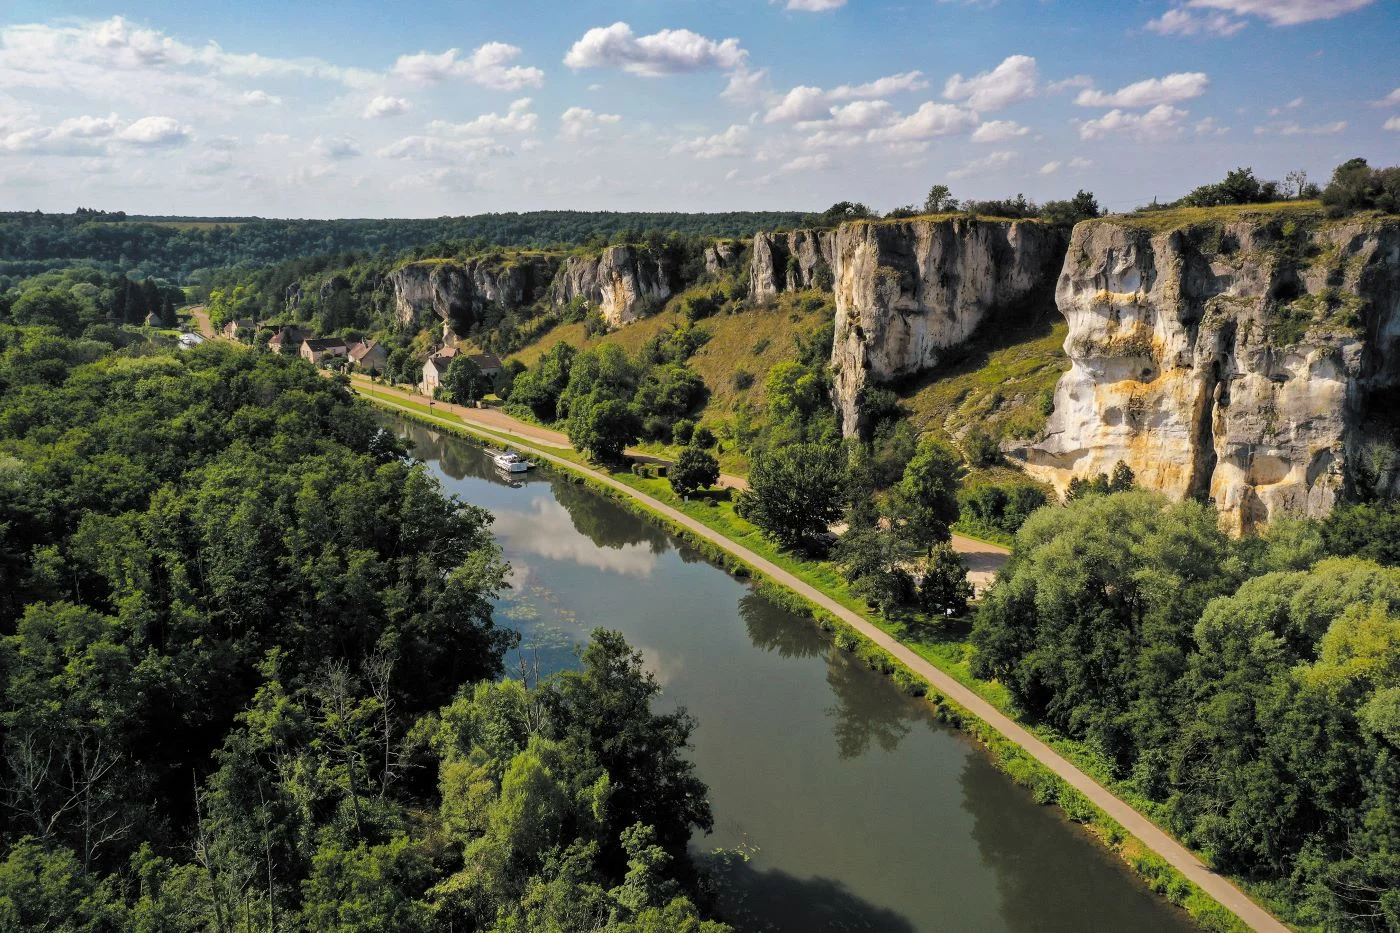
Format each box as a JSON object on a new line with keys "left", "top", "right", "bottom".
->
{"left": 1021, "top": 216, "right": 1400, "bottom": 532}
{"left": 389, "top": 255, "right": 557, "bottom": 339}
{"left": 830, "top": 219, "right": 1067, "bottom": 435}
{"left": 749, "top": 229, "right": 836, "bottom": 301}
{"left": 549, "top": 245, "right": 671, "bottom": 328}
{"left": 704, "top": 241, "right": 741, "bottom": 279}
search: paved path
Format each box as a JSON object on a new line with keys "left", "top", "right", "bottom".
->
{"left": 357, "top": 387, "right": 1287, "bottom": 933}
{"left": 347, "top": 375, "right": 750, "bottom": 490}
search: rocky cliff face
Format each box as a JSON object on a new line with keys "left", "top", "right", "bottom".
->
{"left": 704, "top": 241, "right": 741, "bottom": 279}
{"left": 829, "top": 219, "right": 1067, "bottom": 435}
{"left": 389, "top": 256, "right": 557, "bottom": 340}
{"left": 1021, "top": 216, "right": 1400, "bottom": 532}
{"left": 749, "top": 229, "right": 836, "bottom": 301}
{"left": 549, "top": 245, "right": 671, "bottom": 328}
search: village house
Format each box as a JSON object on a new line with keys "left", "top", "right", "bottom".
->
{"left": 223, "top": 319, "right": 257, "bottom": 340}
{"left": 468, "top": 352, "right": 504, "bottom": 379}
{"left": 300, "top": 337, "right": 349, "bottom": 365}
{"left": 419, "top": 346, "right": 459, "bottom": 396}
{"left": 267, "top": 325, "right": 309, "bottom": 354}
{"left": 348, "top": 339, "right": 388, "bottom": 373}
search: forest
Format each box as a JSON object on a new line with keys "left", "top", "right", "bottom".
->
{"left": 0, "top": 320, "right": 728, "bottom": 931}
{"left": 0, "top": 209, "right": 809, "bottom": 283}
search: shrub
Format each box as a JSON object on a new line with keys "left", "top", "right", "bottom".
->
{"left": 692, "top": 426, "right": 716, "bottom": 449}
{"left": 673, "top": 419, "right": 695, "bottom": 445}
{"left": 731, "top": 368, "right": 754, "bottom": 391}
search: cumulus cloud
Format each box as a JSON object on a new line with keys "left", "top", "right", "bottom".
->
{"left": 781, "top": 153, "right": 832, "bottom": 173}
{"left": 971, "top": 119, "right": 1029, "bottom": 142}
{"left": 1145, "top": 8, "right": 1247, "bottom": 36}
{"left": 1078, "top": 104, "right": 1188, "bottom": 140}
{"left": 764, "top": 71, "right": 927, "bottom": 123}
{"left": 1384, "top": 116, "right": 1400, "bottom": 131}
{"left": 429, "top": 99, "right": 537, "bottom": 136}
{"left": 378, "top": 136, "right": 513, "bottom": 161}
{"left": 866, "top": 102, "right": 978, "bottom": 142}
{"left": 943, "top": 55, "right": 1038, "bottom": 111}
{"left": 364, "top": 96, "right": 411, "bottom": 119}
{"left": 4, "top": 112, "right": 194, "bottom": 154}
{"left": 1195, "top": 116, "right": 1230, "bottom": 135}
{"left": 1186, "top": 0, "right": 1374, "bottom": 25}
{"left": 1253, "top": 120, "right": 1347, "bottom": 135}
{"left": 721, "top": 66, "right": 770, "bottom": 105}
{"left": 314, "top": 135, "right": 361, "bottom": 160}
{"left": 563, "top": 22, "right": 745, "bottom": 76}
{"left": 1047, "top": 75, "right": 1094, "bottom": 94}
{"left": 1039, "top": 160, "right": 1062, "bottom": 174}
{"left": 116, "top": 115, "right": 192, "bottom": 146}
{"left": 391, "top": 43, "right": 544, "bottom": 90}
{"left": 1373, "top": 87, "right": 1400, "bottom": 106}
{"left": 673, "top": 124, "right": 749, "bottom": 159}
{"left": 948, "top": 150, "right": 1017, "bottom": 179}
{"left": 782, "top": 0, "right": 846, "bottom": 9}
{"left": 242, "top": 89, "right": 281, "bottom": 106}
{"left": 1076, "top": 72, "right": 1209, "bottom": 107}
{"left": 558, "top": 107, "right": 622, "bottom": 140}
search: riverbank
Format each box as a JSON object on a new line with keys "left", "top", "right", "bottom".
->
{"left": 359, "top": 390, "right": 1289, "bottom": 933}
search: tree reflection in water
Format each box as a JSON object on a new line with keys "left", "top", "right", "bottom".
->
{"left": 739, "top": 590, "right": 929, "bottom": 760}
{"left": 705, "top": 850, "right": 917, "bottom": 933}
{"left": 551, "top": 476, "right": 670, "bottom": 553}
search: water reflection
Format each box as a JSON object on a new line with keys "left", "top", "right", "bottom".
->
{"left": 824, "top": 648, "right": 930, "bottom": 759}
{"left": 707, "top": 855, "right": 917, "bottom": 933}
{"left": 493, "top": 498, "right": 660, "bottom": 577}
{"left": 740, "top": 592, "right": 825, "bottom": 659}
{"left": 552, "top": 479, "right": 670, "bottom": 553}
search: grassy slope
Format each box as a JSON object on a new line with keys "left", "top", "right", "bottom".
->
{"left": 507, "top": 289, "right": 836, "bottom": 473}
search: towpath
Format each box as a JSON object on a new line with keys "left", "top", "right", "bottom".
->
{"left": 354, "top": 385, "right": 1287, "bottom": 933}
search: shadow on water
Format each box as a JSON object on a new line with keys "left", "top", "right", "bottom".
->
{"left": 959, "top": 752, "right": 1195, "bottom": 933}
{"left": 706, "top": 853, "right": 917, "bottom": 933}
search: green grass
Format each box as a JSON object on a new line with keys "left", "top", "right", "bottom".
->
{"left": 1099, "top": 200, "right": 1326, "bottom": 234}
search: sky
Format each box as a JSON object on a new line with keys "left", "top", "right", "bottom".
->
{"left": 0, "top": 0, "right": 1396, "bottom": 218}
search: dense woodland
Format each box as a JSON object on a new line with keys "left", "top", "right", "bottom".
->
{"left": 0, "top": 318, "right": 728, "bottom": 930}
{"left": 0, "top": 210, "right": 809, "bottom": 283}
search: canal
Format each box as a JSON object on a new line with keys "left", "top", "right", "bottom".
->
{"left": 395, "top": 417, "right": 1198, "bottom": 933}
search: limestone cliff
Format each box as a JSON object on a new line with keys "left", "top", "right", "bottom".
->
{"left": 389, "top": 255, "right": 557, "bottom": 340}
{"left": 829, "top": 219, "right": 1067, "bottom": 435}
{"left": 704, "top": 241, "right": 741, "bottom": 279}
{"left": 749, "top": 229, "right": 836, "bottom": 301}
{"left": 1021, "top": 214, "right": 1400, "bottom": 532}
{"left": 549, "top": 245, "right": 671, "bottom": 328}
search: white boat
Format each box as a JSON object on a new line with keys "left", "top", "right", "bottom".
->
{"left": 490, "top": 449, "right": 532, "bottom": 473}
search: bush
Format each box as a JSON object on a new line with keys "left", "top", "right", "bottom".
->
{"left": 1321, "top": 157, "right": 1400, "bottom": 216}
{"left": 669, "top": 446, "right": 720, "bottom": 498}
{"left": 963, "top": 430, "right": 1001, "bottom": 467}
{"left": 731, "top": 368, "right": 754, "bottom": 391}
{"left": 692, "top": 426, "right": 716, "bottom": 449}
{"left": 673, "top": 419, "right": 695, "bottom": 445}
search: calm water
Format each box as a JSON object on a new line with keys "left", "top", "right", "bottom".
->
{"left": 395, "top": 417, "right": 1198, "bottom": 933}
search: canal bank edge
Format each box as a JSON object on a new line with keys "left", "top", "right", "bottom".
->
{"left": 365, "top": 394, "right": 1286, "bottom": 933}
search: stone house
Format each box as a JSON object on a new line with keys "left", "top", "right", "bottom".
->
{"left": 419, "top": 346, "right": 459, "bottom": 396}
{"left": 300, "top": 337, "right": 349, "bottom": 365}
{"left": 348, "top": 339, "right": 388, "bottom": 373}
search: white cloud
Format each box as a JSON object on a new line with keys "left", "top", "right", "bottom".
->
{"left": 866, "top": 102, "right": 978, "bottom": 141}
{"left": 378, "top": 136, "right": 512, "bottom": 161}
{"left": 802, "top": 129, "right": 864, "bottom": 148}
{"left": 765, "top": 86, "right": 828, "bottom": 122}
{"left": 563, "top": 22, "right": 746, "bottom": 76}
{"left": 673, "top": 124, "right": 749, "bottom": 159}
{"left": 971, "top": 119, "right": 1029, "bottom": 142}
{"left": 781, "top": 153, "right": 832, "bottom": 173}
{"left": 1144, "top": 8, "right": 1246, "bottom": 36}
{"left": 721, "top": 66, "right": 770, "bottom": 106}
{"left": 1373, "top": 87, "right": 1400, "bottom": 106}
{"left": 1186, "top": 0, "right": 1374, "bottom": 25}
{"left": 314, "top": 135, "right": 361, "bottom": 160}
{"left": 1268, "top": 97, "right": 1305, "bottom": 115}
{"left": 818, "top": 100, "right": 897, "bottom": 130}
{"left": 242, "top": 89, "right": 281, "bottom": 106}
{"left": 364, "top": 96, "right": 411, "bottom": 119}
{"left": 429, "top": 99, "right": 537, "bottom": 136}
{"left": 205, "top": 135, "right": 238, "bottom": 151}
{"left": 943, "top": 55, "right": 1038, "bottom": 111}
{"left": 1194, "top": 116, "right": 1230, "bottom": 135}
{"left": 1078, "top": 104, "right": 1188, "bottom": 140}
{"left": 783, "top": 0, "right": 846, "bottom": 9}
{"left": 1047, "top": 75, "right": 1094, "bottom": 94}
{"left": 1254, "top": 120, "right": 1347, "bottom": 135}
{"left": 1076, "top": 72, "right": 1209, "bottom": 107}
{"left": 829, "top": 71, "right": 928, "bottom": 99}
{"left": 116, "top": 115, "right": 191, "bottom": 146}
{"left": 1040, "top": 160, "right": 1062, "bottom": 174}
{"left": 391, "top": 43, "right": 544, "bottom": 90}
{"left": 1385, "top": 116, "right": 1400, "bottom": 131}
{"left": 948, "top": 149, "right": 1017, "bottom": 179}
{"left": 1068, "top": 156, "right": 1093, "bottom": 169}
{"left": 558, "top": 107, "right": 622, "bottom": 140}
{"left": 389, "top": 166, "right": 485, "bottom": 193}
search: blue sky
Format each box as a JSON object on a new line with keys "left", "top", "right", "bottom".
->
{"left": 1, "top": 0, "right": 1396, "bottom": 217}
